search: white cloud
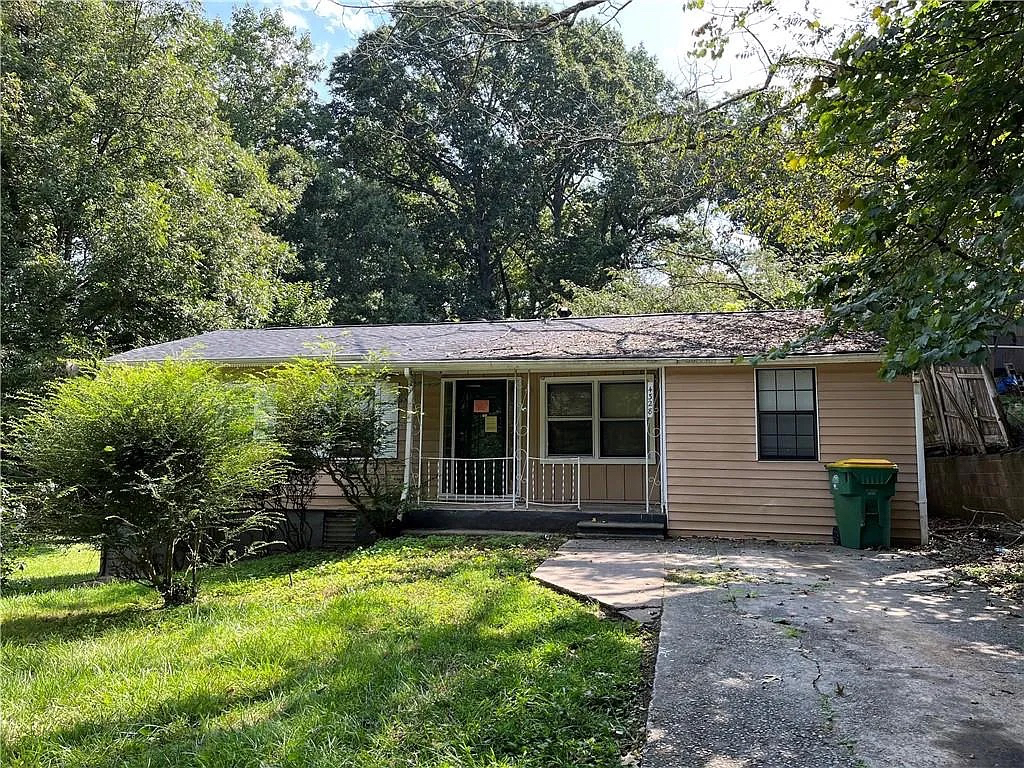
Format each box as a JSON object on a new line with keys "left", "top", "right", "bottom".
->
{"left": 281, "top": 0, "right": 381, "bottom": 35}
{"left": 337, "top": 8, "right": 376, "bottom": 34}
{"left": 279, "top": 8, "right": 310, "bottom": 30}
{"left": 312, "top": 39, "right": 337, "bottom": 66}
{"left": 612, "top": 0, "right": 865, "bottom": 94}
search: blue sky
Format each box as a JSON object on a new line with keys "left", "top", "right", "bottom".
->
{"left": 201, "top": 0, "right": 864, "bottom": 96}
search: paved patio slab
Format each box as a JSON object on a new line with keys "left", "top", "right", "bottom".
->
{"left": 531, "top": 538, "right": 676, "bottom": 616}
{"left": 532, "top": 538, "right": 1024, "bottom": 767}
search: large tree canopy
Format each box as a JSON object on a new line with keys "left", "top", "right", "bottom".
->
{"left": 3, "top": 0, "right": 1020, "bottom": 407}
{"left": 283, "top": 174, "right": 452, "bottom": 324}
{"left": 210, "top": 6, "right": 322, "bottom": 154}
{"left": 560, "top": 86, "right": 855, "bottom": 317}
{"left": 802, "top": 0, "right": 1024, "bottom": 374}
{"left": 0, "top": 0, "right": 325, "bottom": 404}
{"left": 315, "top": 0, "right": 679, "bottom": 319}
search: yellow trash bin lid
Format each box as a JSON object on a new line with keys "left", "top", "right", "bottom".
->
{"left": 826, "top": 458, "right": 898, "bottom": 470}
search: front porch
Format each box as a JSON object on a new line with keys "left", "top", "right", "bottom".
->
{"left": 400, "top": 370, "right": 667, "bottom": 534}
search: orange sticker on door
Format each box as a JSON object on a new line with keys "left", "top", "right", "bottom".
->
{"left": 473, "top": 399, "right": 490, "bottom": 414}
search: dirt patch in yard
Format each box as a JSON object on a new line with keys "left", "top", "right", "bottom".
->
{"left": 928, "top": 512, "right": 1024, "bottom": 600}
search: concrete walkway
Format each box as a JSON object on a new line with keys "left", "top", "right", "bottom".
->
{"left": 532, "top": 538, "right": 677, "bottom": 622}
{"left": 532, "top": 538, "right": 1024, "bottom": 768}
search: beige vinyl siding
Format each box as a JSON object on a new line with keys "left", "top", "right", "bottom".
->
{"left": 417, "top": 372, "right": 444, "bottom": 463}
{"left": 307, "top": 473, "right": 348, "bottom": 510}
{"left": 664, "top": 363, "right": 920, "bottom": 543}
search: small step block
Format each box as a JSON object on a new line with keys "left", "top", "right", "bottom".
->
{"left": 576, "top": 521, "right": 665, "bottom": 531}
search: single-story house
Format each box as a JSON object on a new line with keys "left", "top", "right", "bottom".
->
{"left": 108, "top": 310, "right": 929, "bottom": 545}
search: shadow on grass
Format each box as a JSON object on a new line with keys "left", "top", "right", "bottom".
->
{"left": 5, "top": 552, "right": 640, "bottom": 768}
{"left": 4, "top": 543, "right": 101, "bottom": 596}
{"left": 3, "top": 571, "right": 103, "bottom": 596}
{"left": 1, "top": 579, "right": 161, "bottom": 645}
{"left": 1, "top": 603, "right": 154, "bottom": 645}
{"left": 2, "top": 551, "right": 349, "bottom": 646}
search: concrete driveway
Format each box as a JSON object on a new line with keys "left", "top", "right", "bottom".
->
{"left": 533, "top": 539, "right": 1024, "bottom": 768}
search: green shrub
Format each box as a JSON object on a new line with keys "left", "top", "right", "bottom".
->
{"left": 10, "top": 360, "right": 286, "bottom": 605}
{"left": 0, "top": 482, "right": 32, "bottom": 584}
{"left": 261, "top": 357, "right": 409, "bottom": 539}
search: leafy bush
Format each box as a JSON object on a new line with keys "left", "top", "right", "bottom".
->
{"left": 261, "top": 358, "right": 409, "bottom": 539}
{"left": 0, "top": 482, "right": 32, "bottom": 584}
{"left": 10, "top": 361, "right": 286, "bottom": 605}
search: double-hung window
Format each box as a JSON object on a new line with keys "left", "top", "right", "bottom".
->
{"left": 756, "top": 369, "right": 817, "bottom": 460}
{"left": 546, "top": 379, "right": 648, "bottom": 459}
{"left": 546, "top": 383, "right": 594, "bottom": 456}
{"left": 599, "top": 382, "right": 646, "bottom": 457}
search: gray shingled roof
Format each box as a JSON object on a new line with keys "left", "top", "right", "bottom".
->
{"left": 107, "top": 310, "right": 881, "bottom": 365}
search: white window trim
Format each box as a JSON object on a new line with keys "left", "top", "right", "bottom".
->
{"left": 752, "top": 366, "right": 820, "bottom": 462}
{"left": 541, "top": 375, "right": 655, "bottom": 464}
{"left": 375, "top": 381, "right": 400, "bottom": 459}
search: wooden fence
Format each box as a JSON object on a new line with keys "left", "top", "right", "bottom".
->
{"left": 921, "top": 365, "right": 1010, "bottom": 454}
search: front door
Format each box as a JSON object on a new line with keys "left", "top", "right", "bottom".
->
{"left": 445, "top": 379, "right": 511, "bottom": 496}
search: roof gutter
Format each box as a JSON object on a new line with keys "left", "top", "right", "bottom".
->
{"left": 108, "top": 352, "right": 884, "bottom": 370}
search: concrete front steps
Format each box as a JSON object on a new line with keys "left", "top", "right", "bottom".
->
{"left": 576, "top": 517, "right": 666, "bottom": 539}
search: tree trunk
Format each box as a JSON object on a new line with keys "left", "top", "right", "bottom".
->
{"left": 472, "top": 240, "right": 498, "bottom": 316}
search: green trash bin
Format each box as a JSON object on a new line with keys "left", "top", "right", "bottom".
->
{"left": 825, "top": 458, "right": 898, "bottom": 549}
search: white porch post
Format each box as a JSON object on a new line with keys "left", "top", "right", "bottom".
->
{"left": 644, "top": 369, "right": 652, "bottom": 516}
{"left": 516, "top": 375, "right": 521, "bottom": 505}
{"left": 658, "top": 367, "right": 669, "bottom": 516}
{"left": 401, "top": 367, "right": 415, "bottom": 500}
{"left": 525, "top": 375, "right": 531, "bottom": 509}
{"left": 576, "top": 457, "right": 581, "bottom": 510}
{"left": 416, "top": 373, "right": 424, "bottom": 503}
{"left": 511, "top": 375, "right": 520, "bottom": 509}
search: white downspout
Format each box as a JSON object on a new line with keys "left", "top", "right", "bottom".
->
{"left": 658, "top": 366, "right": 669, "bottom": 517}
{"left": 913, "top": 374, "right": 929, "bottom": 545}
{"left": 525, "top": 375, "right": 531, "bottom": 509}
{"left": 401, "top": 367, "right": 415, "bottom": 500}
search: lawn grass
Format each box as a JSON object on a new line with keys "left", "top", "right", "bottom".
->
{"left": 1, "top": 536, "right": 649, "bottom": 768}
{"left": 3, "top": 544, "right": 101, "bottom": 593}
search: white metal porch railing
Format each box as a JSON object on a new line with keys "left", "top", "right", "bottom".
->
{"left": 417, "top": 456, "right": 581, "bottom": 509}
{"left": 419, "top": 457, "right": 517, "bottom": 504}
{"left": 521, "top": 456, "right": 581, "bottom": 509}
